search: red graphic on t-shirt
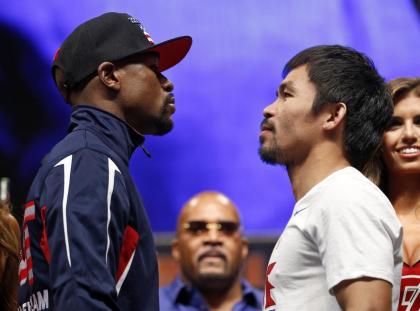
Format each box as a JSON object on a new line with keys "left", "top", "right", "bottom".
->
{"left": 265, "top": 262, "right": 277, "bottom": 309}
{"left": 398, "top": 262, "right": 420, "bottom": 311}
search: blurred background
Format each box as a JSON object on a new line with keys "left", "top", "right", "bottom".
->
{"left": 1, "top": 0, "right": 419, "bottom": 241}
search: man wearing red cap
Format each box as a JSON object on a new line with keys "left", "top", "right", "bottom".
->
{"left": 17, "top": 12, "right": 192, "bottom": 311}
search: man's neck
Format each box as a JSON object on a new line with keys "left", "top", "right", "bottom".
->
{"left": 198, "top": 278, "right": 243, "bottom": 311}
{"left": 287, "top": 142, "right": 350, "bottom": 201}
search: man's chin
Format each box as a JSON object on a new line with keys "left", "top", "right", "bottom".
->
{"left": 196, "top": 272, "right": 230, "bottom": 289}
{"left": 153, "top": 119, "right": 173, "bottom": 136}
{"left": 258, "top": 146, "right": 279, "bottom": 165}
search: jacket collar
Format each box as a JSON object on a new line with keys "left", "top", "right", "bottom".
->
{"left": 69, "top": 105, "right": 145, "bottom": 164}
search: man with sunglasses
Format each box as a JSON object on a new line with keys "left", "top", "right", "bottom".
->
{"left": 18, "top": 12, "right": 191, "bottom": 311}
{"left": 159, "top": 191, "right": 263, "bottom": 311}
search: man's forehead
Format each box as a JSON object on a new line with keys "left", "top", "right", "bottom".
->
{"left": 181, "top": 196, "right": 239, "bottom": 222}
{"left": 280, "top": 65, "right": 313, "bottom": 91}
{"left": 283, "top": 65, "right": 309, "bottom": 82}
{"left": 188, "top": 193, "right": 230, "bottom": 207}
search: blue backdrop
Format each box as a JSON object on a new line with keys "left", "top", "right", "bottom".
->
{"left": 1, "top": 0, "right": 419, "bottom": 234}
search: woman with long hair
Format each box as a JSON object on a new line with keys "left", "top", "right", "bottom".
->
{"left": 0, "top": 199, "right": 20, "bottom": 311}
{"left": 378, "top": 77, "right": 420, "bottom": 310}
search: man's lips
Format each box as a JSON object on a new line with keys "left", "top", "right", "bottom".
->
{"left": 166, "top": 94, "right": 175, "bottom": 114}
{"left": 261, "top": 125, "right": 272, "bottom": 132}
{"left": 260, "top": 121, "right": 274, "bottom": 142}
{"left": 167, "top": 94, "right": 175, "bottom": 104}
{"left": 197, "top": 250, "right": 226, "bottom": 262}
{"left": 260, "top": 119, "right": 274, "bottom": 132}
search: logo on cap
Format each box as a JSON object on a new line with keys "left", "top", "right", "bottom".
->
{"left": 143, "top": 31, "right": 154, "bottom": 44}
{"left": 127, "top": 16, "right": 154, "bottom": 44}
{"left": 128, "top": 16, "right": 141, "bottom": 24}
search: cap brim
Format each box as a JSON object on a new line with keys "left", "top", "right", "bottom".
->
{"left": 147, "top": 36, "right": 192, "bottom": 72}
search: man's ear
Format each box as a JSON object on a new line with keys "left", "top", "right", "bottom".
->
{"left": 53, "top": 68, "right": 70, "bottom": 101}
{"left": 97, "top": 62, "right": 121, "bottom": 91}
{"left": 172, "top": 238, "right": 180, "bottom": 262}
{"left": 323, "top": 102, "right": 347, "bottom": 131}
{"left": 241, "top": 236, "right": 249, "bottom": 261}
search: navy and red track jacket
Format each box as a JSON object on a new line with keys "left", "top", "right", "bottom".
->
{"left": 18, "top": 105, "right": 159, "bottom": 311}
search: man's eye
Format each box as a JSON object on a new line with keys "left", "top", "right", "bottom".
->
{"left": 278, "top": 90, "right": 292, "bottom": 99}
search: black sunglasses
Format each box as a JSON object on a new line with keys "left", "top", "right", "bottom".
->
{"left": 183, "top": 220, "right": 239, "bottom": 235}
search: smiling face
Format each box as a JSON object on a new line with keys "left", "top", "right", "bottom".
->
{"left": 172, "top": 192, "right": 248, "bottom": 290}
{"left": 382, "top": 93, "right": 420, "bottom": 176}
{"left": 117, "top": 53, "right": 176, "bottom": 135}
{"left": 259, "top": 65, "right": 324, "bottom": 166}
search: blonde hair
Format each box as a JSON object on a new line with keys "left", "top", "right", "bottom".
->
{"left": 389, "top": 77, "right": 420, "bottom": 101}
{"left": 363, "top": 77, "right": 420, "bottom": 190}
{"left": 0, "top": 201, "right": 20, "bottom": 311}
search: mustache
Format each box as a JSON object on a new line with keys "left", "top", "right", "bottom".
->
{"left": 260, "top": 119, "right": 275, "bottom": 132}
{"left": 165, "top": 93, "right": 175, "bottom": 105}
{"left": 197, "top": 248, "right": 227, "bottom": 262}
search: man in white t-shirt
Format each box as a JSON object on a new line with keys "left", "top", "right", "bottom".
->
{"left": 258, "top": 45, "right": 403, "bottom": 311}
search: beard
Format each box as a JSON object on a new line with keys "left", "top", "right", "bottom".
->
{"left": 152, "top": 100, "right": 174, "bottom": 136}
{"left": 258, "top": 140, "right": 288, "bottom": 165}
{"left": 259, "top": 120, "right": 288, "bottom": 165}
{"left": 195, "top": 273, "right": 233, "bottom": 291}
{"left": 194, "top": 264, "right": 240, "bottom": 292}
{"left": 181, "top": 251, "right": 239, "bottom": 291}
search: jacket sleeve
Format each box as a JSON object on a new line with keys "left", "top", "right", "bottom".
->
{"left": 41, "top": 149, "right": 129, "bottom": 310}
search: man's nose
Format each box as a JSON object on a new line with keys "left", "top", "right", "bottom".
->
{"left": 160, "top": 74, "right": 174, "bottom": 92}
{"left": 203, "top": 227, "right": 222, "bottom": 245}
{"left": 263, "top": 101, "right": 277, "bottom": 118}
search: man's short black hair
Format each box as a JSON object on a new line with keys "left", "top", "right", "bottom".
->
{"left": 283, "top": 45, "right": 393, "bottom": 171}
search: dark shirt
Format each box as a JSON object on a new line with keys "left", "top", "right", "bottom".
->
{"left": 159, "top": 276, "right": 263, "bottom": 311}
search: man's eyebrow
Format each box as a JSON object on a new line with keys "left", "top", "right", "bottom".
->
{"left": 277, "top": 81, "right": 296, "bottom": 95}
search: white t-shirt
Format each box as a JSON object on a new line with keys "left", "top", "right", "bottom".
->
{"left": 264, "top": 167, "right": 403, "bottom": 311}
